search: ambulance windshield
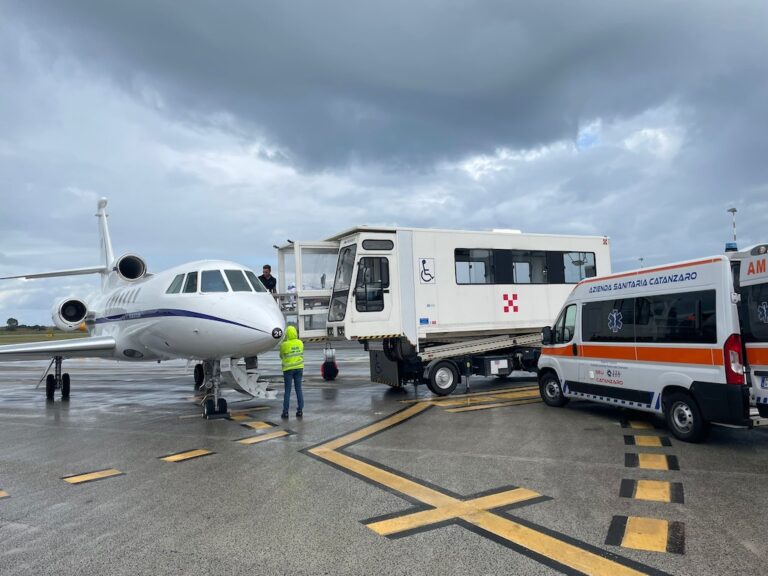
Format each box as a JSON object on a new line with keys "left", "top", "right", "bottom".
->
{"left": 329, "top": 244, "right": 357, "bottom": 322}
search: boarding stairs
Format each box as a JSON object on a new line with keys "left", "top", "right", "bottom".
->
{"left": 220, "top": 357, "right": 278, "bottom": 400}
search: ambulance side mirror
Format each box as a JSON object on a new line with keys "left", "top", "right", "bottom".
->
{"left": 542, "top": 326, "right": 553, "bottom": 345}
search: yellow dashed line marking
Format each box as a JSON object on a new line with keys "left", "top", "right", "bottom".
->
{"left": 229, "top": 414, "right": 253, "bottom": 422}
{"left": 241, "top": 421, "right": 274, "bottom": 430}
{"left": 623, "top": 517, "right": 669, "bottom": 552}
{"left": 309, "top": 403, "right": 663, "bottom": 575}
{"left": 160, "top": 449, "right": 214, "bottom": 462}
{"left": 638, "top": 454, "right": 672, "bottom": 470}
{"left": 635, "top": 480, "right": 671, "bottom": 502}
{"left": 62, "top": 468, "right": 124, "bottom": 485}
{"left": 627, "top": 420, "right": 654, "bottom": 430}
{"left": 0, "top": 490, "right": 8, "bottom": 499}
{"left": 237, "top": 430, "right": 289, "bottom": 445}
{"left": 635, "top": 436, "right": 664, "bottom": 447}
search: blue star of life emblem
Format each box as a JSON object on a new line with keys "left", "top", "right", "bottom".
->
{"left": 608, "top": 309, "right": 623, "bottom": 333}
{"left": 759, "top": 301, "right": 768, "bottom": 324}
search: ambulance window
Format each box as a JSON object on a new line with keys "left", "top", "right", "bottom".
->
{"left": 355, "top": 257, "right": 389, "bottom": 312}
{"left": 553, "top": 304, "right": 577, "bottom": 343}
{"left": 648, "top": 290, "right": 716, "bottom": 344}
{"left": 183, "top": 272, "right": 198, "bottom": 293}
{"left": 582, "top": 299, "right": 635, "bottom": 342}
{"left": 455, "top": 249, "right": 492, "bottom": 284}
{"left": 225, "top": 270, "right": 253, "bottom": 292}
{"left": 741, "top": 283, "right": 768, "bottom": 342}
{"left": 166, "top": 274, "right": 185, "bottom": 294}
{"left": 201, "top": 270, "right": 229, "bottom": 293}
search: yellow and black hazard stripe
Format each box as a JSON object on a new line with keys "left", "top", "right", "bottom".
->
{"left": 352, "top": 334, "right": 401, "bottom": 341}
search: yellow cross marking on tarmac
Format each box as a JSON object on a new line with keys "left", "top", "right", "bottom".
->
{"left": 308, "top": 402, "right": 663, "bottom": 576}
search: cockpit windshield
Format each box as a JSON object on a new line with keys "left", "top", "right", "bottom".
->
{"left": 329, "top": 244, "right": 357, "bottom": 322}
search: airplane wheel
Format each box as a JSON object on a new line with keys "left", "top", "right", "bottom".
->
{"left": 45, "top": 374, "right": 55, "bottom": 401}
{"left": 62, "top": 373, "right": 71, "bottom": 399}
{"left": 217, "top": 398, "right": 228, "bottom": 414}
{"left": 203, "top": 398, "right": 216, "bottom": 418}
{"left": 193, "top": 364, "right": 204, "bottom": 390}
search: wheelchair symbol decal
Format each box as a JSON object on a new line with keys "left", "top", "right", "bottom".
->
{"left": 419, "top": 258, "right": 435, "bottom": 284}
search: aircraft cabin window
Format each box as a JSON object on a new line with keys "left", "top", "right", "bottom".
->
{"left": 225, "top": 270, "right": 252, "bottom": 292}
{"left": 245, "top": 270, "right": 268, "bottom": 293}
{"left": 201, "top": 270, "right": 229, "bottom": 293}
{"left": 183, "top": 272, "right": 198, "bottom": 293}
{"left": 166, "top": 274, "right": 185, "bottom": 294}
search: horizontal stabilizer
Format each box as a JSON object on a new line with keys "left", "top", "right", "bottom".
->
{"left": 1, "top": 266, "right": 109, "bottom": 280}
{"left": 0, "top": 336, "right": 116, "bottom": 361}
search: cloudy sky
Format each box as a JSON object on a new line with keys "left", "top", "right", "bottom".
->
{"left": 1, "top": 1, "right": 766, "bottom": 325}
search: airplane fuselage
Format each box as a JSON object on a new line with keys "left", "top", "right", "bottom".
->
{"left": 88, "top": 259, "right": 285, "bottom": 361}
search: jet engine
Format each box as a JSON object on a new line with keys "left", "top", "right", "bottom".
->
{"left": 52, "top": 298, "right": 88, "bottom": 331}
{"left": 115, "top": 254, "right": 147, "bottom": 281}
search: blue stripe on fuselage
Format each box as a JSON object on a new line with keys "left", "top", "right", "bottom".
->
{"left": 94, "top": 308, "right": 267, "bottom": 334}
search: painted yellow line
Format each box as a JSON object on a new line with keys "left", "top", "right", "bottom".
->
{"left": 310, "top": 403, "right": 661, "bottom": 575}
{"left": 160, "top": 449, "right": 213, "bottom": 462}
{"left": 622, "top": 517, "right": 669, "bottom": 553}
{"left": 445, "top": 398, "right": 541, "bottom": 413}
{"left": 472, "top": 511, "right": 649, "bottom": 576}
{"left": 628, "top": 420, "right": 654, "bottom": 430}
{"left": 634, "top": 436, "right": 664, "bottom": 448}
{"left": 635, "top": 480, "right": 671, "bottom": 503}
{"left": 367, "top": 488, "right": 541, "bottom": 536}
{"left": 491, "top": 390, "right": 541, "bottom": 401}
{"left": 432, "top": 389, "right": 540, "bottom": 408}
{"left": 637, "top": 454, "right": 671, "bottom": 471}
{"left": 0, "top": 490, "right": 8, "bottom": 499}
{"left": 62, "top": 468, "right": 123, "bottom": 485}
{"left": 400, "top": 386, "right": 539, "bottom": 404}
{"left": 242, "top": 421, "right": 274, "bottom": 430}
{"left": 230, "top": 407, "right": 270, "bottom": 415}
{"left": 314, "top": 402, "right": 433, "bottom": 452}
{"left": 237, "top": 430, "right": 289, "bottom": 445}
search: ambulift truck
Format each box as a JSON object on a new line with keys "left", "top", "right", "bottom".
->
{"left": 319, "top": 226, "right": 611, "bottom": 395}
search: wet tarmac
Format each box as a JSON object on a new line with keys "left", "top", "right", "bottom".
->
{"left": 1, "top": 347, "right": 768, "bottom": 575}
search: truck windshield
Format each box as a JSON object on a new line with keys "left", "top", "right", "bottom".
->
{"left": 329, "top": 244, "right": 357, "bottom": 321}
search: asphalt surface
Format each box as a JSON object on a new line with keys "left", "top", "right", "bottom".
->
{"left": 1, "top": 346, "right": 768, "bottom": 575}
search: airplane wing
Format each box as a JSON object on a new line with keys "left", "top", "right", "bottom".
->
{"left": 0, "top": 266, "right": 108, "bottom": 280}
{"left": 0, "top": 337, "right": 116, "bottom": 361}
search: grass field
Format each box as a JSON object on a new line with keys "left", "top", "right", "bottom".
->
{"left": 0, "top": 329, "right": 88, "bottom": 345}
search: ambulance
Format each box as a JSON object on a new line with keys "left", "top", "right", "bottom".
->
{"left": 537, "top": 244, "right": 768, "bottom": 442}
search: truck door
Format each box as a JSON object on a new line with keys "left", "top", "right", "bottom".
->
{"left": 350, "top": 255, "right": 395, "bottom": 327}
{"left": 740, "top": 255, "right": 768, "bottom": 415}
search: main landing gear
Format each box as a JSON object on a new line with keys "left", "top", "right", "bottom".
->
{"left": 43, "top": 356, "right": 70, "bottom": 401}
{"left": 198, "top": 359, "right": 229, "bottom": 419}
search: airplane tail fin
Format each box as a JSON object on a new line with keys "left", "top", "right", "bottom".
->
{"left": 97, "top": 197, "right": 115, "bottom": 271}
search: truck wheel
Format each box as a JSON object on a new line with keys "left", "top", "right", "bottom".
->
{"left": 664, "top": 392, "right": 709, "bottom": 442}
{"left": 427, "top": 361, "right": 459, "bottom": 396}
{"left": 539, "top": 372, "right": 568, "bottom": 407}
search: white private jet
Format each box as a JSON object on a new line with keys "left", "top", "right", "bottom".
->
{"left": 0, "top": 198, "right": 286, "bottom": 418}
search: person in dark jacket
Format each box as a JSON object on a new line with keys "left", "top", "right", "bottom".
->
{"left": 258, "top": 264, "right": 277, "bottom": 294}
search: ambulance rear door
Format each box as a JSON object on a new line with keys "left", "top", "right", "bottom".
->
{"left": 739, "top": 247, "right": 768, "bottom": 414}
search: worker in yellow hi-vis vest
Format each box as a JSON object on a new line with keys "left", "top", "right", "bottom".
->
{"left": 280, "top": 325, "right": 304, "bottom": 418}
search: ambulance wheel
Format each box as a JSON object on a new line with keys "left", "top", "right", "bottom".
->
{"left": 45, "top": 374, "right": 55, "bottom": 401}
{"left": 539, "top": 372, "right": 568, "bottom": 407}
{"left": 193, "top": 364, "right": 204, "bottom": 390}
{"left": 664, "top": 392, "right": 709, "bottom": 442}
{"left": 758, "top": 404, "right": 768, "bottom": 418}
{"left": 427, "top": 361, "right": 459, "bottom": 396}
{"left": 61, "top": 373, "right": 70, "bottom": 400}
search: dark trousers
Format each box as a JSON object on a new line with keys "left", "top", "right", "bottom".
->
{"left": 282, "top": 369, "right": 304, "bottom": 413}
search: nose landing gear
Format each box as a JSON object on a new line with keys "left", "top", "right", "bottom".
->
{"left": 199, "top": 359, "right": 229, "bottom": 419}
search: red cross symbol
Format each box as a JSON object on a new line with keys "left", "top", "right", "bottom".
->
{"left": 503, "top": 293, "right": 518, "bottom": 313}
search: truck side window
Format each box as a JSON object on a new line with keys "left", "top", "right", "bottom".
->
{"left": 355, "top": 257, "right": 389, "bottom": 312}
{"left": 553, "top": 304, "right": 577, "bottom": 343}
